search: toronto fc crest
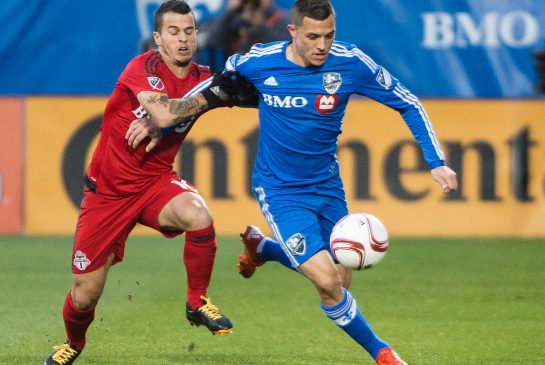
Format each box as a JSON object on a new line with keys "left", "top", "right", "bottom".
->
{"left": 73, "top": 251, "right": 91, "bottom": 271}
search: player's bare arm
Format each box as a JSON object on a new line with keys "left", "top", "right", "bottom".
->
{"left": 128, "top": 71, "right": 258, "bottom": 149}
{"left": 431, "top": 165, "right": 458, "bottom": 194}
{"left": 135, "top": 71, "right": 252, "bottom": 128}
{"left": 137, "top": 90, "right": 208, "bottom": 128}
{"left": 169, "top": 95, "right": 206, "bottom": 121}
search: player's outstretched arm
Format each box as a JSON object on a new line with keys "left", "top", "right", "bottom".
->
{"left": 135, "top": 71, "right": 240, "bottom": 128}
{"left": 136, "top": 91, "right": 209, "bottom": 128}
{"left": 431, "top": 165, "right": 458, "bottom": 194}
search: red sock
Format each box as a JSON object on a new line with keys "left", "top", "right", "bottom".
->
{"left": 62, "top": 291, "right": 95, "bottom": 351}
{"left": 184, "top": 223, "right": 217, "bottom": 310}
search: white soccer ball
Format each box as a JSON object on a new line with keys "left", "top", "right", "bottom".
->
{"left": 330, "top": 213, "right": 389, "bottom": 270}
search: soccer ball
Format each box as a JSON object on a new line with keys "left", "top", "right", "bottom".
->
{"left": 330, "top": 213, "right": 389, "bottom": 270}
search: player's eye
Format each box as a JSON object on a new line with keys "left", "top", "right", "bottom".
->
{"left": 184, "top": 29, "right": 195, "bottom": 36}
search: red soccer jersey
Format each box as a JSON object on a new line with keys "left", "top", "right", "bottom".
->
{"left": 87, "top": 50, "right": 211, "bottom": 196}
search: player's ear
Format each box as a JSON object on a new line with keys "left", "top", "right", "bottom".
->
{"left": 287, "top": 24, "right": 297, "bottom": 38}
{"left": 153, "top": 31, "right": 161, "bottom": 47}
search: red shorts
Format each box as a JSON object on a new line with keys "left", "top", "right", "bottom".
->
{"left": 71, "top": 173, "right": 198, "bottom": 274}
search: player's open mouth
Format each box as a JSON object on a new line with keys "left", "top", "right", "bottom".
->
{"left": 314, "top": 53, "right": 327, "bottom": 61}
{"left": 178, "top": 47, "right": 189, "bottom": 55}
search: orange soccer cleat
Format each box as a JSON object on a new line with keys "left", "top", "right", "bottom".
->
{"left": 237, "top": 225, "right": 266, "bottom": 278}
{"left": 376, "top": 348, "right": 408, "bottom": 365}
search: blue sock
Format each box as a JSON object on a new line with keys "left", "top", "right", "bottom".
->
{"left": 257, "top": 238, "right": 296, "bottom": 271}
{"left": 320, "top": 288, "right": 389, "bottom": 360}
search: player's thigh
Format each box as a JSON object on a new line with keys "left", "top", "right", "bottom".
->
{"left": 157, "top": 191, "right": 212, "bottom": 230}
{"left": 71, "top": 253, "right": 115, "bottom": 308}
{"left": 139, "top": 175, "right": 211, "bottom": 233}
{"left": 319, "top": 194, "right": 348, "bottom": 257}
{"left": 299, "top": 250, "right": 344, "bottom": 303}
{"left": 254, "top": 190, "right": 325, "bottom": 268}
{"left": 73, "top": 190, "right": 137, "bottom": 274}
{"left": 319, "top": 194, "right": 351, "bottom": 288}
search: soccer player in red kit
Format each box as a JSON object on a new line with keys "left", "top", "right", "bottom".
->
{"left": 44, "top": 1, "right": 248, "bottom": 364}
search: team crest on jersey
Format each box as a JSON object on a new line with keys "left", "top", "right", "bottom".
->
{"left": 322, "top": 72, "right": 342, "bottom": 94}
{"left": 376, "top": 67, "right": 392, "bottom": 89}
{"left": 285, "top": 233, "right": 306, "bottom": 255}
{"left": 147, "top": 76, "right": 165, "bottom": 91}
{"left": 73, "top": 251, "right": 91, "bottom": 271}
{"left": 314, "top": 94, "right": 339, "bottom": 114}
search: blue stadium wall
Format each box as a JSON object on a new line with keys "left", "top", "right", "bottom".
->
{"left": 1, "top": 0, "right": 544, "bottom": 97}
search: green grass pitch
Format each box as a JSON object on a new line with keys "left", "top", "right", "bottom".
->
{"left": 0, "top": 235, "right": 544, "bottom": 364}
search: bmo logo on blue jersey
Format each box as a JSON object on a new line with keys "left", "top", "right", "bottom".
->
{"left": 315, "top": 94, "right": 339, "bottom": 114}
{"left": 262, "top": 94, "right": 308, "bottom": 108}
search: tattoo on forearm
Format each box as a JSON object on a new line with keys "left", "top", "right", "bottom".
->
{"left": 146, "top": 94, "right": 158, "bottom": 104}
{"left": 169, "top": 97, "right": 206, "bottom": 118}
{"left": 159, "top": 95, "right": 169, "bottom": 107}
{"left": 145, "top": 94, "right": 169, "bottom": 107}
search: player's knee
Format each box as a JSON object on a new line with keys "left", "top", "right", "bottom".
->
{"left": 72, "top": 292, "right": 100, "bottom": 310}
{"left": 190, "top": 207, "right": 213, "bottom": 229}
{"left": 177, "top": 198, "right": 213, "bottom": 230}
{"left": 315, "top": 275, "right": 343, "bottom": 302}
{"left": 71, "top": 283, "right": 102, "bottom": 310}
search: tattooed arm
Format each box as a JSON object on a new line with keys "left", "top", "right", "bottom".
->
{"left": 135, "top": 71, "right": 240, "bottom": 128}
{"left": 136, "top": 91, "right": 209, "bottom": 128}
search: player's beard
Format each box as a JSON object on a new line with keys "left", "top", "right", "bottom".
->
{"left": 175, "top": 59, "right": 191, "bottom": 67}
{"left": 161, "top": 46, "right": 192, "bottom": 68}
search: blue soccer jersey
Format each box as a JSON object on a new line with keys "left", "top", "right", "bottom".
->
{"left": 225, "top": 40, "right": 445, "bottom": 190}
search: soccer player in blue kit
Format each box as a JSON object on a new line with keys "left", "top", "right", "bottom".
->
{"left": 227, "top": 0, "right": 458, "bottom": 364}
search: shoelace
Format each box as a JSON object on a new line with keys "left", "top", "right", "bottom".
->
{"left": 198, "top": 297, "right": 223, "bottom": 320}
{"left": 52, "top": 343, "right": 78, "bottom": 364}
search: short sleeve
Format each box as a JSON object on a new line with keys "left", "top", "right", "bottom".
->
{"left": 225, "top": 53, "right": 241, "bottom": 72}
{"left": 118, "top": 53, "right": 165, "bottom": 96}
{"left": 225, "top": 52, "right": 255, "bottom": 80}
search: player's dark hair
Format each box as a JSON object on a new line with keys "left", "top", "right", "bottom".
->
{"left": 154, "top": 0, "right": 193, "bottom": 32}
{"left": 291, "top": 0, "right": 334, "bottom": 26}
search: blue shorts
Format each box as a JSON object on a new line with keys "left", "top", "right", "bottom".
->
{"left": 253, "top": 183, "right": 348, "bottom": 268}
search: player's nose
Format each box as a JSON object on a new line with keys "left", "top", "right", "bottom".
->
{"left": 316, "top": 37, "right": 326, "bottom": 51}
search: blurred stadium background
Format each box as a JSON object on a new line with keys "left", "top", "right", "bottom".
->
{"left": 1, "top": 0, "right": 544, "bottom": 237}
{"left": 1, "top": 1, "right": 545, "bottom": 364}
